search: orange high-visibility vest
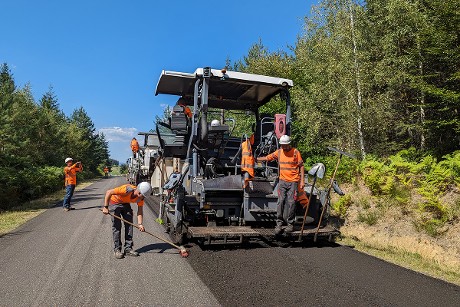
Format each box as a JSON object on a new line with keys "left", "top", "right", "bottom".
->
{"left": 178, "top": 103, "right": 193, "bottom": 118}
{"left": 64, "top": 163, "right": 82, "bottom": 185}
{"left": 109, "top": 184, "right": 144, "bottom": 206}
{"left": 241, "top": 134, "right": 255, "bottom": 188}
{"left": 241, "top": 134, "right": 255, "bottom": 177}
{"left": 266, "top": 148, "right": 303, "bottom": 182}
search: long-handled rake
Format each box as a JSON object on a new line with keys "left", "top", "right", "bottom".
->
{"left": 101, "top": 209, "right": 189, "bottom": 258}
{"left": 314, "top": 147, "right": 355, "bottom": 242}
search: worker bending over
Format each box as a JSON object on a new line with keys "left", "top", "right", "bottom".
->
{"left": 102, "top": 182, "right": 152, "bottom": 259}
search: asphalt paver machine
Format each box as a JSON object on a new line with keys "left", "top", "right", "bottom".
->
{"left": 154, "top": 67, "right": 340, "bottom": 244}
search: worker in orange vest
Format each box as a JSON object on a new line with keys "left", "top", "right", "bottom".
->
{"left": 131, "top": 137, "right": 140, "bottom": 158}
{"left": 62, "top": 157, "right": 83, "bottom": 211}
{"left": 241, "top": 134, "right": 255, "bottom": 188}
{"left": 177, "top": 97, "right": 192, "bottom": 118}
{"left": 257, "top": 135, "right": 304, "bottom": 235}
{"left": 103, "top": 166, "right": 109, "bottom": 178}
{"left": 102, "top": 182, "right": 152, "bottom": 259}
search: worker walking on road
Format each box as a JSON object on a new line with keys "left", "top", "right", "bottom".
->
{"left": 62, "top": 157, "right": 83, "bottom": 211}
{"left": 257, "top": 135, "right": 304, "bottom": 235}
{"left": 102, "top": 182, "right": 152, "bottom": 259}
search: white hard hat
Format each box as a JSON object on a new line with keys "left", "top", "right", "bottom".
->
{"left": 137, "top": 182, "right": 152, "bottom": 197}
{"left": 279, "top": 135, "right": 291, "bottom": 145}
{"left": 211, "top": 119, "right": 220, "bottom": 127}
{"left": 65, "top": 157, "right": 73, "bottom": 163}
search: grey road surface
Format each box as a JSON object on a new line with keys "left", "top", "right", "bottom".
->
{"left": 0, "top": 177, "right": 219, "bottom": 307}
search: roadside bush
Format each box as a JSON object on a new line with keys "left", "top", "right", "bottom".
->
{"left": 446, "top": 198, "right": 460, "bottom": 223}
{"left": 357, "top": 210, "right": 379, "bottom": 226}
{"left": 356, "top": 197, "right": 371, "bottom": 209}
{"left": 0, "top": 166, "right": 70, "bottom": 210}
{"left": 321, "top": 153, "right": 360, "bottom": 184}
{"left": 413, "top": 218, "right": 446, "bottom": 237}
{"left": 358, "top": 149, "right": 460, "bottom": 237}
{"left": 0, "top": 167, "right": 22, "bottom": 209}
{"left": 359, "top": 157, "right": 394, "bottom": 195}
{"left": 22, "top": 166, "right": 63, "bottom": 199}
{"left": 332, "top": 194, "right": 352, "bottom": 218}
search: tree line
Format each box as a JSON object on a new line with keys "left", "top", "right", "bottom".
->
{"left": 0, "top": 63, "right": 110, "bottom": 209}
{"left": 233, "top": 0, "right": 459, "bottom": 160}
{"left": 228, "top": 0, "right": 459, "bottom": 237}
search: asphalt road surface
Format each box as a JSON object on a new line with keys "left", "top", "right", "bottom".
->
{"left": 148, "top": 187, "right": 460, "bottom": 307}
{"left": 1, "top": 177, "right": 460, "bottom": 306}
{"left": 0, "top": 177, "right": 218, "bottom": 307}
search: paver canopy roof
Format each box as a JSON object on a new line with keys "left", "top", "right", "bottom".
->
{"left": 155, "top": 68, "right": 293, "bottom": 110}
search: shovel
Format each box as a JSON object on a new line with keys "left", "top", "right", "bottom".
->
{"left": 298, "top": 163, "right": 325, "bottom": 240}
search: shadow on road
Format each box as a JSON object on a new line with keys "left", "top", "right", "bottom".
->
{"left": 194, "top": 237, "right": 342, "bottom": 252}
{"left": 136, "top": 242, "right": 177, "bottom": 254}
{"left": 72, "top": 206, "right": 104, "bottom": 211}
{"left": 0, "top": 230, "right": 32, "bottom": 239}
{"left": 50, "top": 194, "right": 101, "bottom": 208}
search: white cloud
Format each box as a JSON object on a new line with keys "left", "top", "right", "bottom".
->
{"left": 98, "top": 127, "right": 138, "bottom": 142}
{"left": 97, "top": 127, "right": 139, "bottom": 163}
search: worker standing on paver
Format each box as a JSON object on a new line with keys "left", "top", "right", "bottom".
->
{"left": 177, "top": 97, "right": 193, "bottom": 118}
{"left": 62, "top": 157, "right": 83, "bottom": 212}
{"left": 102, "top": 182, "right": 152, "bottom": 259}
{"left": 131, "top": 137, "right": 140, "bottom": 158}
{"left": 241, "top": 134, "right": 255, "bottom": 188}
{"left": 256, "top": 135, "right": 304, "bottom": 235}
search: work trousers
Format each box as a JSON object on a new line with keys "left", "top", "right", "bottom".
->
{"left": 62, "top": 184, "right": 76, "bottom": 208}
{"left": 110, "top": 203, "right": 134, "bottom": 251}
{"left": 277, "top": 180, "right": 298, "bottom": 226}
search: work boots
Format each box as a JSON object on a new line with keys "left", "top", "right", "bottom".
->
{"left": 284, "top": 224, "right": 294, "bottom": 234}
{"left": 114, "top": 249, "right": 124, "bottom": 259}
{"left": 274, "top": 225, "right": 283, "bottom": 235}
{"left": 125, "top": 249, "right": 139, "bottom": 257}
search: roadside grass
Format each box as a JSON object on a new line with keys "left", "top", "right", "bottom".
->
{"left": 338, "top": 236, "right": 460, "bottom": 286}
{"left": 0, "top": 181, "right": 95, "bottom": 236}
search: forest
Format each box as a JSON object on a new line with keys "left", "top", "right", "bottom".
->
{"left": 228, "top": 0, "right": 459, "bottom": 237}
{"left": 233, "top": 0, "right": 458, "bottom": 160}
{"left": 0, "top": 63, "right": 110, "bottom": 209}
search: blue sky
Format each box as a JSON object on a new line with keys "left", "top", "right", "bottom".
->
{"left": 1, "top": 0, "right": 317, "bottom": 163}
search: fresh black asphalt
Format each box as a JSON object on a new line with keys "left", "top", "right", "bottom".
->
{"left": 148, "top": 187, "right": 460, "bottom": 307}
